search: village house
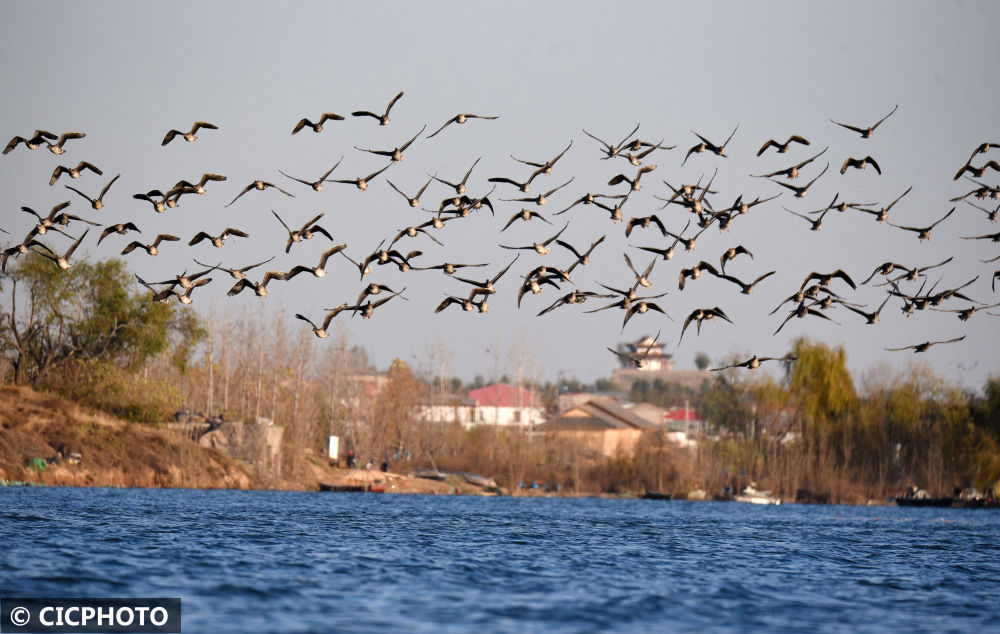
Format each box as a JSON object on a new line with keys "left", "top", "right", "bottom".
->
{"left": 416, "top": 383, "right": 545, "bottom": 429}
{"left": 537, "top": 397, "right": 661, "bottom": 458}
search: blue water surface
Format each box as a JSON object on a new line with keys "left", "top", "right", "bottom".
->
{"left": 1, "top": 488, "right": 998, "bottom": 633}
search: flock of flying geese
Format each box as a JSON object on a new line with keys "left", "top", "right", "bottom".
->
{"left": 3, "top": 93, "right": 999, "bottom": 374}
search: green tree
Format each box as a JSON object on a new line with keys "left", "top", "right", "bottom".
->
{"left": 1, "top": 254, "right": 203, "bottom": 386}
{"left": 694, "top": 351, "right": 711, "bottom": 371}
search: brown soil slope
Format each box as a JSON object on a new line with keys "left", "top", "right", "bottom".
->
{"left": 0, "top": 385, "right": 253, "bottom": 489}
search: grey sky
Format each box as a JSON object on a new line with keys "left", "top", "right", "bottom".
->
{"left": 2, "top": 1, "right": 998, "bottom": 388}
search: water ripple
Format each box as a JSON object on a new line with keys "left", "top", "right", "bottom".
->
{"left": 2, "top": 489, "right": 999, "bottom": 633}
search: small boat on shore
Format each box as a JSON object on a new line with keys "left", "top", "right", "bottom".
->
{"left": 894, "top": 496, "right": 954, "bottom": 507}
{"left": 733, "top": 484, "right": 781, "bottom": 505}
{"left": 642, "top": 491, "right": 672, "bottom": 500}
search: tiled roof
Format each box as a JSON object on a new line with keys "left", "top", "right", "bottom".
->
{"left": 540, "top": 398, "right": 660, "bottom": 431}
{"left": 468, "top": 384, "right": 536, "bottom": 408}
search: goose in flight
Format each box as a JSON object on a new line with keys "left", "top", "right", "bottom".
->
{"left": 147, "top": 266, "right": 215, "bottom": 291}
{"left": 954, "top": 160, "right": 1000, "bottom": 181}
{"left": 501, "top": 208, "right": 553, "bottom": 232}
{"left": 34, "top": 229, "right": 89, "bottom": 271}
{"left": 841, "top": 293, "right": 892, "bottom": 325}
{"left": 608, "top": 164, "right": 657, "bottom": 192}
{"left": 583, "top": 195, "right": 631, "bottom": 223}
{"left": 65, "top": 173, "right": 120, "bottom": 210}
{"left": 666, "top": 222, "right": 709, "bottom": 253}
{"left": 272, "top": 210, "right": 332, "bottom": 253}
{"left": 768, "top": 163, "right": 829, "bottom": 198}
{"left": 555, "top": 191, "right": 626, "bottom": 216}
{"left": 886, "top": 335, "right": 965, "bottom": 353}
{"left": 633, "top": 220, "right": 688, "bottom": 262}
{"left": 718, "top": 245, "right": 753, "bottom": 274}
{"left": 194, "top": 256, "right": 275, "bottom": 280}
{"left": 963, "top": 141, "right": 1000, "bottom": 166}
{"left": 932, "top": 302, "right": 1000, "bottom": 322}
{"left": 499, "top": 223, "right": 568, "bottom": 255}
{"left": 678, "top": 260, "right": 720, "bottom": 290}
{"left": 853, "top": 185, "right": 912, "bottom": 223}
{"left": 887, "top": 207, "right": 954, "bottom": 242}
{"left": 800, "top": 269, "right": 856, "bottom": 291}
{"left": 555, "top": 234, "right": 606, "bottom": 269}
{"left": 171, "top": 172, "right": 227, "bottom": 197}
{"left": 344, "top": 288, "right": 407, "bottom": 319}
{"left": 226, "top": 180, "right": 295, "bottom": 207}
{"left": 161, "top": 121, "right": 217, "bottom": 145}
{"left": 268, "top": 244, "right": 348, "bottom": 282}
{"left": 682, "top": 124, "right": 739, "bottom": 165}
{"left": 19, "top": 202, "right": 84, "bottom": 235}
{"left": 434, "top": 293, "right": 489, "bottom": 314}
{"left": 3, "top": 129, "right": 57, "bottom": 154}
{"left": 961, "top": 199, "right": 999, "bottom": 223}
{"left": 278, "top": 157, "right": 343, "bottom": 192}
{"left": 452, "top": 255, "right": 520, "bottom": 298}
{"left": 756, "top": 135, "right": 809, "bottom": 156}
{"left": 872, "top": 256, "right": 954, "bottom": 285}
{"left": 488, "top": 173, "right": 535, "bottom": 193}
{"left": 621, "top": 298, "right": 671, "bottom": 331}
{"left": 355, "top": 282, "right": 404, "bottom": 307}
{"left": 291, "top": 112, "right": 344, "bottom": 134}
{"left": 582, "top": 123, "right": 640, "bottom": 160}
{"left": 45, "top": 132, "right": 86, "bottom": 155}
{"left": 623, "top": 252, "right": 656, "bottom": 289}
{"left": 510, "top": 140, "right": 573, "bottom": 181}
{"left": 432, "top": 157, "right": 481, "bottom": 195}
{"left": 769, "top": 284, "right": 836, "bottom": 315}
{"left": 389, "top": 221, "right": 445, "bottom": 248}
{"left": 501, "top": 177, "right": 574, "bottom": 206}
{"left": 295, "top": 308, "right": 349, "bottom": 338}
{"left": 414, "top": 261, "right": 488, "bottom": 276}
{"left": 189, "top": 227, "right": 249, "bottom": 248}
{"left": 427, "top": 113, "right": 498, "bottom": 138}
{"left": 716, "top": 270, "right": 776, "bottom": 295}
{"left": 624, "top": 214, "right": 666, "bottom": 238}
{"left": 388, "top": 175, "right": 435, "bottom": 207}
{"left": 135, "top": 275, "right": 201, "bottom": 304}
{"left": 784, "top": 205, "right": 830, "bottom": 231}
{"left": 754, "top": 145, "right": 827, "bottom": 177}
{"left": 516, "top": 268, "right": 565, "bottom": 307}
{"left": 960, "top": 229, "right": 1000, "bottom": 243}
{"left": 621, "top": 143, "right": 667, "bottom": 167}
{"left": 327, "top": 163, "right": 392, "bottom": 191}
{"left": 711, "top": 354, "right": 797, "bottom": 371}
{"left": 120, "top": 234, "right": 179, "bottom": 256}
{"left": 722, "top": 193, "right": 781, "bottom": 215}
{"left": 830, "top": 104, "right": 897, "bottom": 138}
{"left": 538, "top": 289, "right": 614, "bottom": 317}
{"left": 679, "top": 307, "right": 732, "bottom": 344}
{"left": 841, "top": 155, "right": 882, "bottom": 175}
{"left": 351, "top": 90, "right": 404, "bottom": 126}
{"left": 97, "top": 221, "right": 141, "bottom": 244}
{"left": 227, "top": 270, "right": 293, "bottom": 298}
{"left": 355, "top": 125, "right": 425, "bottom": 162}
{"left": 433, "top": 293, "right": 474, "bottom": 314}
{"left": 2, "top": 238, "right": 55, "bottom": 273}
{"left": 436, "top": 186, "right": 497, "bottom": 216}
{"left": 49, "top": 160, "right": 102, "bottom": 185}
{"left": 773, "top": 301, "right": 840, "bottom": 335}
{"left": 608, "top": 330, "right": 661, "bottom": 369}
{"left": 132, "top": 189, "right": 169, "bottom": 213}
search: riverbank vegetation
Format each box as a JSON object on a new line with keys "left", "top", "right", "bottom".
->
{"left": 2, "top": 254, "right": 999, "bottom": 500}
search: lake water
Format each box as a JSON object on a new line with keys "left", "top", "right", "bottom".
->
{"left": 1, "top": 488, "right": 998, "bottom": 633}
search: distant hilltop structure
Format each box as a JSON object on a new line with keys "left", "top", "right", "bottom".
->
{"left": 618, "top": 335, "right": 673, "bottom": 371}
{"left": 612, "top": 335, "right": 710, "bottom": 391}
